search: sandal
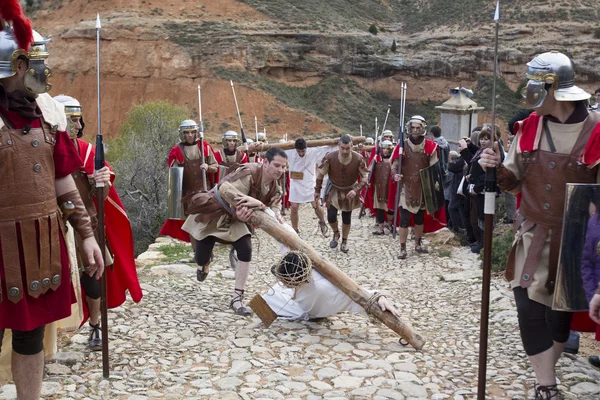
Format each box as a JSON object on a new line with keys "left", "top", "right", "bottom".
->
{"left": 534, "top": 384, "right": 559, "bottom": 400}
{"left": 88, "top": 323, "right": 102, "bottom": 352}
{"left": 340, "top": 240, "right": 349, "bottom": 253}
{"left": 230, "top": 289, "right": 252, "bottom": 316}
{"left": 196, "top": 265, "right": 210, "bottom": 282}
{"left": 318, "top": 221, "right": 329, "bottom": 237}
{"left": 415, "top": 238, "right": 429, "bottom": 254}
{"left": 398, "top": 244, "right": 407, "bottom": 260}
{"left": 330, "top": 231, "right": 340, "bottom": 248}
{"left": 372, "top": 227, "right": 385, "bottom": 235}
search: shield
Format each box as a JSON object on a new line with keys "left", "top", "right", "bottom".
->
{"left": 553, "top": 183, "right": 600, "bottom": 311}
{"left": 419, "top": 162, "right": 445, "bottom": 214}
{"left": 167, "top": 167, "right": 184, "bottom": 220}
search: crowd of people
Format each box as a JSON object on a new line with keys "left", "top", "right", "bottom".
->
{"left": 2, "top": 1, "right": 600, "bottom": 398}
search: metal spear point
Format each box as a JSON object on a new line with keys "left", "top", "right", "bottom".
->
{"left": 95, "top": 13, "right": 110, "bottom": 379}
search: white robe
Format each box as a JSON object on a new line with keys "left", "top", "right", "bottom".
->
{"left": 262, "top": 271, "right": 366, "bottom": 320}
{"left": 285, "top": 146, "right": 335, "bottom": 203}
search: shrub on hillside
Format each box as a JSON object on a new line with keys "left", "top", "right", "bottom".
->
{"left": 108, "top": 101, "right": 189, "bottom": 255}
{"left": 595, "top": 27, "right": 600, "bottom": 39}
{"left": 479, "top": 228, "right": 514, "bottom": 273}
{"left": 369, "top": 23, "right": 378, "bottom": 35}
{"left": 391, "top": 39, "right": 397, "bottom": 52}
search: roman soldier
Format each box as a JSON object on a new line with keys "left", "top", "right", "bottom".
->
{"left": 214, "top": 130, "right": 249, "bottom": 176}
{"left": 53, "top": 95, "right": 143, "bottom": 351}
{"left": 366, "top": 139, "right": 394, "bottom": 235}
{"left": 183, "top": 148, "right": 288, "bottom": 315}
{"left": 360, "top": 137, "right": 374, "bottom": 161}
{"left": 253, "top": 131, "right": 267, "bottom": 163}
{"left": 0, "top": 3, "right": 103, "bottom": 398}
{"left": 381, "top": 129, "right": 395, "bottom": 144}
{"left": 389, "top": 115, "right": 439, "bottom": 259}
{"left": 480, "top": 51, "right": 600, "bottom": 399}
{"left": 315, "top": 134, "right": 368, "bottom": 253}
{"left": 160, "top": 120, "right": 218, "bottom": 243}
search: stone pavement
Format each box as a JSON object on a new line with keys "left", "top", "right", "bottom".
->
{"left": 2, "top": 205, "right": 600, "bottom": 399}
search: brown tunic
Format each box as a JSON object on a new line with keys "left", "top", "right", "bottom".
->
{"left": 318, "top": 151, "right": 368, "bottom": 211}
{"left": 504, "top": 115, "right": 600, "bottom": 307}
{"left": 392, "top": 140, "right": 438, "bottom": 214}
{"left": 0, "top": 120, "right": 63, "bottom": 302}
{"left": 182, "top": 164, "right": 282, "bottom": 242}
{"left": 373, "top": 156, "right": 392, "bottom": 210}
{"left": 177, "top": 143, "right": 217, "bottom": 215}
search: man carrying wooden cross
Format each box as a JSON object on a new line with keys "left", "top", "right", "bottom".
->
{"left": 183, "top": 147, "right": 287, "bottom": 315}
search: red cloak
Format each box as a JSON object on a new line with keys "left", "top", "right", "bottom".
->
{"left": 76, "top": 140, "right": 143, "bottom": 325}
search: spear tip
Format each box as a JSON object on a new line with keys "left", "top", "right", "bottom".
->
{"left": 96, "top": 13, "right": 101, "bottom": 29}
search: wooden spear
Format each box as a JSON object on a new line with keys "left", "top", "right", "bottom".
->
{"left": 219, "top": 182, "right": 426, "bottom": 350}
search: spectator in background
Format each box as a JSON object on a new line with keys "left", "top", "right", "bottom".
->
{"left": 431, "top": 126, "right": 451, "bottom": 228}
{"left": 590, "top": 88, "right": 600, "bottom": 111}
{"left": 447, "top": 150, "right": 465, "bottom": 233}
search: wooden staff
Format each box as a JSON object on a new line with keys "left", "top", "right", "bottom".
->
{"left": 219, "top": 182, "right": 426, "bottom": 349}
{"left": 95, "top": 13, "right": 110, "bottom": 378}
{"left": 250, "top": 136, "right": 366, "bottom": 152}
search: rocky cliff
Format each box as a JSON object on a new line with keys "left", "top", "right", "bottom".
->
{"left": 27, "top": 0, "right": 600, "bottom": 140}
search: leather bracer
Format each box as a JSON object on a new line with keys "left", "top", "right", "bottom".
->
{"left": 57, "top": 190, "right": 95, "bottom": 240}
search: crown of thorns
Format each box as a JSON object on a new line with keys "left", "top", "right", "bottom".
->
{"left": 271, "top": 251, "right": 312, "bottom": 288}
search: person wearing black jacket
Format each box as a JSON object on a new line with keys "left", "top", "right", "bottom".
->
{"left": 447, "top": 150, "right": 466, "bottom": 233}
{"left": 460, "top": 125, "right": 504, "bottom": 253}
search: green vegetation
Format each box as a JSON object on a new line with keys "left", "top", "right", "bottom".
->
{"left": 435, "top": 248, "right": 452, "bottom": 258}
{"left": 158, "top": 244, "right": 192, "bottom": 263}
{"left": 480, "top": 228, "right": 514, "bottom": 273}
{"left": 595, "top": 27, "right": 600, "bottom": 39}
{"left": 369, "top": 23, "right": 378, "bottom": 35}
{"left": 391, "top": 39, "right": 397, "bottom": 53}
{"left": 108, "top": 101, "right": 190, "bottom": 255}
{"left": 213, "top": 68, "right": 443, "bottom": 136}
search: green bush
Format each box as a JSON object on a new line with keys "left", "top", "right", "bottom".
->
{"left": 369, "top": 23, "right": 378, "bottom": 35}
{"left": 480, "top": 228, "right": 514, "bottom": 272}
{"left": 108, "top": 101, "right": 189, "bottom": 255}
{"left": 391, "top": 39, "right": 397, "bottom": 52}
{"left": 595, "top": 27, "right": 600, "bottom": 39}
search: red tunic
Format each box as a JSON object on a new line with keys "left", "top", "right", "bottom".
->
{"left": 0, "top": 108, "right": 82, "bottom": 331}
{"left": 75, "top": 140, "right": 143, "bottom": 325}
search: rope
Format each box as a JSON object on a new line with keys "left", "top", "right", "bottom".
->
{"left": 365, "top": 292, "right": 382, "bottom": 315}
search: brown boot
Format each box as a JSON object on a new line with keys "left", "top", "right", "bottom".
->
{"left": 398, "top": 243, "right": 407, "bottom": 259}
{"left": 415, "top": 237, "right": 429, "bottom": 254}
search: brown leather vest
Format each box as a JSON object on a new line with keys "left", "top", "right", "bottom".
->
{"left": 373, "top": 157, "right": 392, "bottom": 201}
{"left": 0, "top": 118, "right": 63, "bottom": 303}
{"left": 180, "top": 143, "right": 214, "bottom": 215}
{"left": 327, "top": 151, "right": 361, "bottom": 189}
{"left": 402, "top": 141, "right": 430, "bottom": 207}
{"left": 72, "top": 164, "right": 98, "bottom": 231}
{"left": 191, "top": 163, "right": 279, "bottom": 223}
{"left": 219, "top": 149, "right": 244, "bottom": 173}
{"left": 507, "top": 114, "right": 600, "bottom": 293}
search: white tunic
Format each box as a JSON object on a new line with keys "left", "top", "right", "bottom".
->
{"left": 285, "top": 146, "right": 335, "bottom": 203}
{"left": 262, "top": 271, "right": 366, "bottom": 320}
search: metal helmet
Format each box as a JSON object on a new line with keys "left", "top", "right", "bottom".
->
{"left": 406, "top": 115, "right": 427, "bottom": 136}
{"left": 53, "top": 95, "right": 84, "bottom": 138}
{"left": 381, "top": 129, "right": 394, "bottom": 142}
{"left": 380, "top": 139, "right": 394, "bottom": 150}
{"left": 179, "top": 120, "right": 198, "bottom": 142}
{"left": 365, "top": 137, "right": 375, "bottom": 145}
{"left": 246, "top": 138, "right": 254, "bottom": 144}
{"left": 0, "top": 1, "right": 52, "bottom": 95}
{"left": 222, "top": 130, "right": 239, "bottom": 147}
{"left": 257, "top": 132, "right": 268, "bottom": 143}
{"left": 522, "top": 51, "right": 590, "bottom": 109}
